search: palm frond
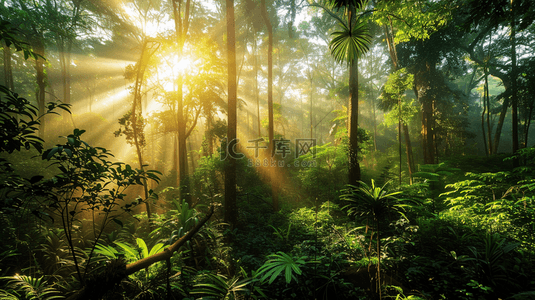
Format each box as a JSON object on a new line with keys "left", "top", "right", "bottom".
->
{"left": 329, "top": 20, "right": 371, "bottom": 65}
{"left": 1, "top": 275, "right": 64, "bottom": 300}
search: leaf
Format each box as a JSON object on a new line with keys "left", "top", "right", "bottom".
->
{"left": 136, "top": 238, "right": 149, "bottom": 258}
{"left": 111, "top": 218, "right": 123, "bottom": 227}
{"left": 29, "top": 175, "right": 44, "bottom": 184}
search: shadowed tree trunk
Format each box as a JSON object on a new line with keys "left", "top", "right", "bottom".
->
{"left": 510, "top": 0, "right": 519, "bottom": 167}
{"left": 172, "top": 0, "right": 192, "bottom": 205}
{"left": 33, "top": 39, "right": 46, "bottom": 138}
{"left": 348, "top": 57, "right": 361, "bottom": 185}
{"left": 3, "top": 43, "right": 14, "bottom": 90}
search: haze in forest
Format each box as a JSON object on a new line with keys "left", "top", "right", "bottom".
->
{"left": 1, "top": 0, "right": 535, "bottom": 299}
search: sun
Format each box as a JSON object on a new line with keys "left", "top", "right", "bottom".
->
{"left": 157, "top": 54, "right": 195, "bottom": 92}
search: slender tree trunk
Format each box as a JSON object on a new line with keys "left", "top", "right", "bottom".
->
{"left": 225, "top": 0, "right": 238, "bottom": 226}
{"left": 398, "top": 100, "right": 402, "bottom": 187}
{"left": 485, "top": 68, "right": 492, "bottom": 154}
{"left": 402, "top": 123, "right": 414, "bottom": 184}
{"left": 481, "top": 94, "right": 489, "bottom": 156}
{"left": 372, "top": 90, "right": 377, "bottom": 152}
{"left": 422, "top": 97, "right": 435, "bottom": 164}
{"left": 3, "top": 43, "right": 14, "bottom": 90}
{"left": 261, "top": 0, "right": 278, "bottom": 211}
{"left": 188, "top": 136, "right": 195, "bottom": 174}
{"left": 254, "top": 32, "right": 261, "bottom": 138}
{"left": 523, "top": 103, "right": 533, "bottom": 148}
{"left": 206, "top": 112, "right": 213, "bottom": 155}
{"left": 33, "top": 39, "right": 46, "bottom": 138}
{"left": 510, "top": 0, "right": 519, "bottom": 166}
{"left": 310, "top": 75, "right": 313, "bottom": 140}
{"left": 131, "top": 41, "right": 152, "bottom": 221}
{"left": 348, "top": 57, "right": 361, "bottom": 184}
{"left": 493, "top": 96, "right": 509, "bottom": 154}
{"left": 172, "top": 0, "right": 192, "bottom": 204}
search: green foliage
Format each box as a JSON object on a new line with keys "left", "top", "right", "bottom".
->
{"left": 293, "top": 142, "right": 347, "bottom": 202}
{"left": 329, "top": 19, "right": 371, "bottom": 65}
{"left": 189, "top": 154, "right": 225, "bottom": 204}
{"left": 373, "top": 0, "right": 453, "bottom": 43}
{"left": 256, "top": 251, "right": 307, "bottom": 284}
{"left": 412, "top": 162, "right": 462, "bottom": 192}
{"left": 0, "top": 20, "right": 44, "bottom": 60}
{"left": 0, "top": 275, "right": 63, "bottom": 300}
{"left": 0, "top": 86, "right": 70, "bottom": 214}
{"left": 191, "top": 272, "right": 260, "bottom": 300}
{"left": 95, "top": 238, "right": 164, "bottom": 263}
{"left": 342, "top": 180, "right": 409, "bottom": 224}
{"left": 41, "top": 128, "right": 160, "bottom": 214}
{"left": 466, "top": 234, "right": 519, "bottom": 289}
{"left": 114, "top": 110, "right": 146, "bottom": 147}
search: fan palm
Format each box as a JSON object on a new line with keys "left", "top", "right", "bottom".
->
{"left": 342, "top": 180, "right": 409, "bottom": 298}
{"left": 313, "top": 0, "right": 371, "bottom": 184}
{"left": 191, "top": 273, "right": 255, "bottom": 300}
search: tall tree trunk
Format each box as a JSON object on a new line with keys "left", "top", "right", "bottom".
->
{"left": 481, "top": 94, "right": 488, "bottom": 156}
{"left": 172, "top": 0, "right": 192, "bottom": 205}
{"left": 372, "top": 90, "right": 377, "bottom": 152}
{"left": 510, "top": 0, "right": 519, "bottom": 167}
{"left": 261, "top": 0, "right": 278, "bottom": 211}
{"left": 3, "top": 43, "right": 14, "bottom": 90}
{"left": 225, "top": 0, "right": 238, "bottom": 227}
{"left": 254, "top": 35, "right": 261, "bottom": 137}
{"left": 131, "top": 41, "right": 153, "bottom": 222}
{"left": 33, "top": 39, "right": 46, "bottom": 138}
{"left": 485, "top": 67, "right": 492, "bottom": 154}
{"left": 402, "top": 123, "right": 414, "bottom": 184}
{"left": 348, "top": 57, "right": 361, "bottom": 184}
{"left": 523, "top": 102, "right": 534, "bottom": 148}
{"left": 492, "top": 96, "right": 509, "bottom": 154}
{"left": 398, "top": 100, "right": 402, "bottom": 186}
{"left": 384, "top": 21, "right": 413, "bottom": 175}
{"left": 309, "top": 75, "right": 313, "bottom": 140}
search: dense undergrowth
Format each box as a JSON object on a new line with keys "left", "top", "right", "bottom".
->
{"left": 2, "top": 130, "right": 535, "bottom": 299}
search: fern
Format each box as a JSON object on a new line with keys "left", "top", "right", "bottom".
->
{"left": 191, "top": 273, "right": 254, "bottom": 300}
{"left": 256, "top": 251, "right": 307, "bottom": 284}
{"left": 1, "top": 275, "right": 64, "bottom": 300}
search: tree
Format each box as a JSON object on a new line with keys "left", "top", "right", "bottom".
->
{"left": 374, "top": 0, "right": 454, "bottom": 164}
{"left": 379, "top": 68, "right": 416, "bottom": 185}
{"left": 320, "top": 0, "right": 371, "bottom": 184}
{"left": 342, "top": 180, "right": 410, "bottom": 299}
{"left": 115, "top": 40, "right": 161, "bottom": 221}
{"left": 172, "top": 0, "right": 193, "bottom": 205}
{"left": 260, "top": 0, "right": 280, "bottom": 211}
{"left": 460, "top": 0, "right": 535, "bottom": 158}
{"left": 225, "top": 0, "right": 238, "bottom": 226}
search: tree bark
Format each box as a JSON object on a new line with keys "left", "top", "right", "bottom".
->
{"left": 33, "top": 39, "right": 46, "bottom": 138}
{"left": 481, "top": 94, "right": 488, "bottom": 156}
{"left": 3, "top": 43, "right": 14, "bottom": 90}
{"left": 402, "top": 123, "right": 414, "bottom": 184}
{"left": 492, "top": 96, "right": 509, "bottom": 154}
{"left": 348, "top": 57, "right": 361, "bottom": 185}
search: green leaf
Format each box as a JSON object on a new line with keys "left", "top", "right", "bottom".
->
{"left": 111, "top": 218, "right": 123, "bottom": 227}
